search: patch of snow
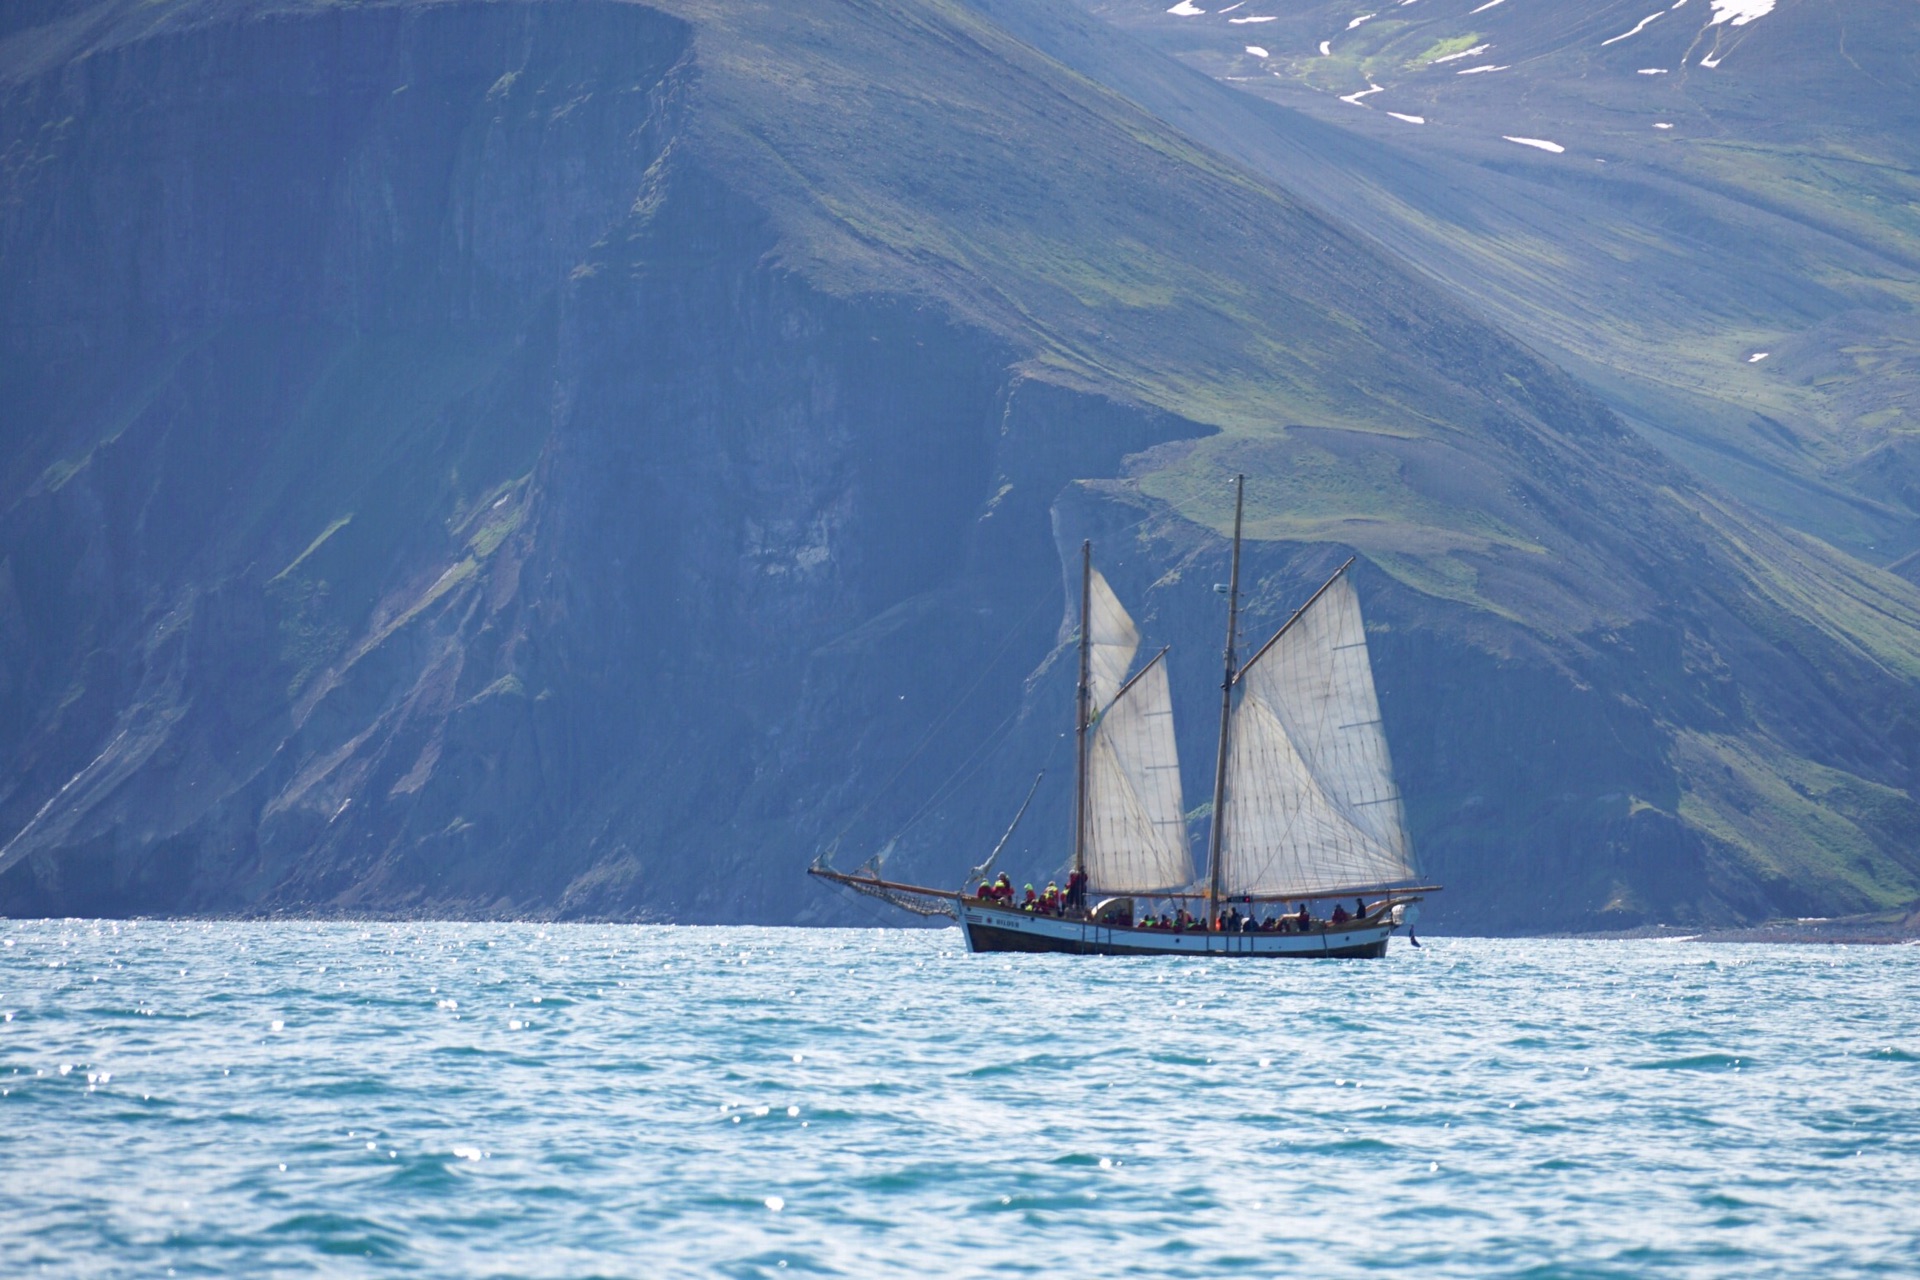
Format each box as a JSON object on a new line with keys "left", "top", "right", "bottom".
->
{"left": 1602, "top": 13, "right": 1662, "bottom": 45}
{"left": 1347, "top": 13, "right": 1377, "bottom": 29}
{"left": 1503, "top": 136, "right": 1565, "bottom": 153}
{"left": 1638, "top": 67, "right": 1669, "bottom": 74}
{"left": 1320, "top": 40, "right": 1332, "bottom": 55}
{"left": 1229, "top": 14, "right": 1278, "bottom": 21}
{"left": 1701, "top": 52, "right": 1722, "bottom": 67}
{"left": 1387, "top": 111, "right": 1426, "bottom": 123}
{"left": 1672, "top": 0, "right": 1689, "bottom": 7}
{"left": 1340, "top": 82, "right": 1387, "bottom": 105}
{"left": 1219, "top": 1, "right": 1245, "bottom": 10}
{"left": 1457, "top": 63, "right": 1509, "bottom": 74}
{"left": 1432, "top": 43, "right": 1491, "bottom": 64}
{"left": 1470, "top": 0, "right": 1506, "bottom": 11}
{"left": 1245, "top": 44, "right": 1270, "bottom": 57}
{"left": 1166, "top": 0, "right": 1206, "bottom": 15}
{"left": 1711, "top": 0, "right": 1772, "bottom": 24}
{"left": 1654, "top": 121, "right": 1674, "bottom": 128}
{"left": 1749, "top": 351, "right": 1770, "bottom": 362}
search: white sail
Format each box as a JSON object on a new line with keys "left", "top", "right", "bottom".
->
{"left": 1083, "top": 652, "right": 1194, "bottom": 893}
{"left": 1086, "top": 569, "right": 1139, "bottom": 711}
{"left": 1220, "top": 573, "right": 1414, "bottom": 896}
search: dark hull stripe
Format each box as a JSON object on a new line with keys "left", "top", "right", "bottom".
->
{"left": 961, "top": 919, "right": 1390, "bottom": 959}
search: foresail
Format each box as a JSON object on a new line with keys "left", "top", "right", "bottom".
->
{"left": 1221, "top": 574, "right": 1414, "bottom": 896}
{"left": 1083, "top": 653, "right": 1194, "bottom": 893}
{"left": 1086, "top": 569, "right": 1140, "bottom": 711}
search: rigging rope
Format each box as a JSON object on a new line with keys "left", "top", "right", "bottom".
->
{"left": 826, "top": 500, "right": 1181, "bottom": 860}
{"left": 825, "top": 577, "right": 1057, "bottom": 849}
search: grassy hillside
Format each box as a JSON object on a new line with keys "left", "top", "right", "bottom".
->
{"left": 1075, "top": 0, "right": 1920, "bottom": 564}
{"left": 612, "top": 0, "right": 1920, "bottom": 658}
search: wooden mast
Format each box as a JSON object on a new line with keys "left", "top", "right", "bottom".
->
{"left": 1205, "top": 476, "right": 1245, "bottom": 926}
{"left": 1071, "top": 539, "right": 1092, "bottom": 880}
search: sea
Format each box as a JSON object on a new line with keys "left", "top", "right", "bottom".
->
{"left": 1, "top": 922, "right": 1915, "bottom": 1278}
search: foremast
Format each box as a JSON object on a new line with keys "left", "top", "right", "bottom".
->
{"left": 1071, "top": 539, "right": 1092, "bottom": 883}
{"left": 1205, "top": 475, "right": 1245, "bottom": 925}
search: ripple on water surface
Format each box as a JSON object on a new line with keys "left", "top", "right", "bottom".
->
{"left": 1, "top": 922, "right": 1917, "bottom": 1277}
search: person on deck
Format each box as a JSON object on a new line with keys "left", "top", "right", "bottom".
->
{"left": 976, "top": 881, "right": 993, "bottom": 900}
{"left": 995, "top": 874, "right": 1013, "bottom": 903}
{"left": 1066, "top": 869, "right": 1088, "bottom": 914}
{"left": 1331, "top": 902, "right": 1350, "bottom": 926}
{"left": 1042, "top": 882, "right": 1060, "bottom": 915}
{"left": 1022, "top": 884, "right": 1037, "bottom": 911}
{"left": 1295, "top": 903, "right": 1311, "bottom": 931}
{"left": 1355, "top": 897, "right": 1368, "bottom": 920}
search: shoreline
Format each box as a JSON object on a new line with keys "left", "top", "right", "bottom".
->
{"left": 1565, "top": 908, "right": 1920, "bottom": 946}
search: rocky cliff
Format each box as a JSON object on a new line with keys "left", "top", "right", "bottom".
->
{"left": 2, "top": 0, "right": 1916, "bottom": 930}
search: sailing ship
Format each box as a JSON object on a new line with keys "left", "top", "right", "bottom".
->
{"left": 811, "top": 475, "right": 1439, "bottom": 957}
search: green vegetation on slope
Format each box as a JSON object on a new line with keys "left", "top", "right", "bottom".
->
{"left": 657, "top": 0, "right": 1507, "bottom": 442}
{"left": 1410, "top": 33, "right": 1484, "bottom": 66}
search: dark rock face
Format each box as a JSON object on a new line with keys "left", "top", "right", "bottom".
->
{"left": 0, "top": 1, "right": 1200, "bottom": 919}
{"left": 2, "top": 0, "right": 1916, "bottom": 930}
{"left": 0, "top": 1, "right": 696, "bottom": 911}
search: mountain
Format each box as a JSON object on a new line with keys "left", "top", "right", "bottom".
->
{"left": 1060, "top": 0, "right": 1920, "bottom": 563}
{"left": 2, "top": 0, "right": 1916, "bottom": 930}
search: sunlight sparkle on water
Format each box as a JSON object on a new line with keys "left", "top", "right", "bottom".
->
{"left": 0, "top": 923, "right": 1915, "bottom": 1277}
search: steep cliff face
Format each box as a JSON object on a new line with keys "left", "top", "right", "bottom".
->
{"left": 0, "top": 0, "right": 696, "bottom": 909}
{"left": 2, "top": 0, "right": 1917, "bottom": 930}
{"left": 0, "top": 0, "right": 1201, "bottom": 918}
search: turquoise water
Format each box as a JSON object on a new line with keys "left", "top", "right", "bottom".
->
{"left": 2, "top": 923, "right": 1916, "bottom": 1277}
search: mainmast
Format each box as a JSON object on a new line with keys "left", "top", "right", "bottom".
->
{"left": 1071, "top": 539, "right": 1093, "bottom": 879}
{"left": 1205, "top": 475, "right": 1245, "bottom": 924}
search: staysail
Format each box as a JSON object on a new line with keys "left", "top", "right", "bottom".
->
{"left": 1079, "top": 570, "right": 1194, "bottom": 894}
{"left": 1219, "top": 571, "right": 1414, "bottom": 896}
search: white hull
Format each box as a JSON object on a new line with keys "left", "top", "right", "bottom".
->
{"left": 957, "top": 900, "right": 1402, "bottom": 958}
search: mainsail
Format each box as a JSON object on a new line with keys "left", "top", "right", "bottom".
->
{"left": 1083, "top": 652, "right": 1193, "bottom": 893}
{"left": 1079, "top": 571, "right": 1194, "bottom": 894}
{"left": 1219, "top": 572, "right": 1414, "bottom": 896}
